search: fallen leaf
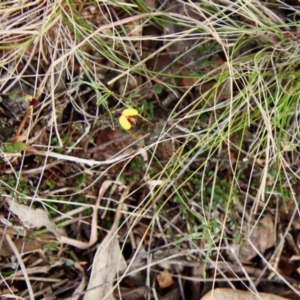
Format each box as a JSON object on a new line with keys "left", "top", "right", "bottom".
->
{"left": 10, "top": 135, "right": 27, "bottom": 143}
{"left": 230, "top": 214, "right": 276, "bottom": 262}
{"left": 278, "top": 256, "right": 295, "bottom": 276}
{"left": 160, "top": 287, "right": 181, "bottom": 300}
{"left": 5, "top": 198, "right": 60, "bottom": 239}
{"left": 250, "top": 214, "right": 276, "bottom": 253}
{"left": 156, "top": 269, "right": 174, "bottom": 289}
{"left": 0, "top": 236, "right": 43, "bottom": 257}
{"left": 83, "top": 187, "right": 129, "bottom": 300}
{"left": 201, "top": 288, "right": 289, "bottom": 300}
{"left": 83, "top": 235, "right": 127, "bottom": 300}
{"left": 113, "top": 286, "right": 148, "bottom": 300}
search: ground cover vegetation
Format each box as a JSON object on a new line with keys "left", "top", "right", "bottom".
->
{"left": 0, "top": 0, "right": 300, "bottom": 299}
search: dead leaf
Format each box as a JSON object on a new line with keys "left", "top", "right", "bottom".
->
{"left": 153, "top": 249, "right": 184, "bottom": 272}
{"left": 160, "top": 287, "right": 181, "bottom": 300}
{"left": 83, "top": 235, "right": 127, "bottom": 300}
{"left": 278, "top": 256, "right": 295, "bottom": 277}
{"left": 11, "top": 135, "right": 27, "bottom": 143}
{"left": 250, "top": 214, "right": 276, "bottom": 253}
{"left": 90, "top": 128, "right": 145, "bottom": 162}
{"left": 156, "top": 270, "right": 174, "bottom": 289}
{"left": 113, "top": 286, "right": 148, "bottom": 300}
{"left": 230, "top": 214, "right": 276, "bottom": 262}
{"left": 83, "top": 187, "right": 129, "bottom": 300}
{"left": 190, "top": 264, "right": 202, "bottom": 300}
{"left": 5, "top": 234, "right": 35, "bottom": 299}
{"left": 0, "top": 236, "right": 43, "bottom": 257}
{"left": 5, "top": 198, "right": 60, "bottom": 239}
{"left": 201, "top": 288, "right": 289, "bottom": 300}
{"left": 279, "top": 200, "right": 296, "bottom": 222}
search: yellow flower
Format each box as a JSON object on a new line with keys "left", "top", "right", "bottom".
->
{"left": 119, "top": 108, "right": 139, "bottom": 130}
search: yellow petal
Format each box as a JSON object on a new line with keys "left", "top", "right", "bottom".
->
{"left": 119, "top": 115, "right": 132, "bottom": 130}
{"left": 122, "top": 108, "right": 138, "bottom": 117}
{"left": 24, "top": 94, "right": 33, "bottom": 102}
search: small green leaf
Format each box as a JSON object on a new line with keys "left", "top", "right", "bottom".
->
{"left": 1, "top": 142, "right": 27, "bottom": 152}
{"left": 12, "top": 142, "right": 27, "bottom": 151}
{"left": 65, "top": 259, "right": 74, "bottom": 267}
{"left": 8, "top": 92, "right": 17, "bottom": 100}
{"left": 74, "top": 262, "right": 81, "bottom": 269}
{"left": 154, "top": 85, "right": 163, "bottom": 95}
